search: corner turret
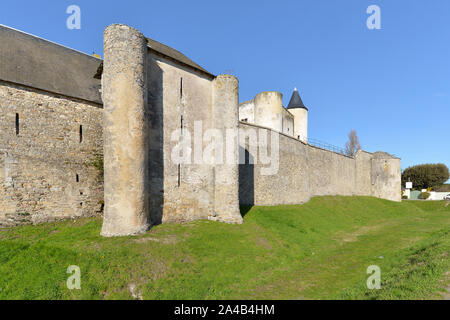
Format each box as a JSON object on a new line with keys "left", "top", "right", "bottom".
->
{"left": 287, "top": 88, "right": 308, "bottom": 142}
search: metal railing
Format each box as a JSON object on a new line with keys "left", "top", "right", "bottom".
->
{"left": 307, "top": 137, "right": 347, "bottom": 156}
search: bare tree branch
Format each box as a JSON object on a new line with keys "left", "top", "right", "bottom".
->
{"left": 345, "top": 130, "right": 362, "bottom": 157}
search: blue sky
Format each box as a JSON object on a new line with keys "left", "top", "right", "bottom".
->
{"left": 1, "top": 0, "right": 449, "bottom": 179}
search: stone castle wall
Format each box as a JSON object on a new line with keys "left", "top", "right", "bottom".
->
{"left": 238, "top": 122, "right": 401, "bottom": 206}
{"left": 0, "top": 24, "right": 402, "bottom": 231}
{"left": 100, "top": 24, "right": 242, "bottom": 237}
{"left": 0, "top": 81, "right": 104, "bottom": 226}
{"left": 147, "top": 51, "right": 216, "bottom": 225}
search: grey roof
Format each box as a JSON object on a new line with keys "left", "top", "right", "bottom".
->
{"left": 287, "top": 88, "right": 308, "bottom": 110}
{"left": 0, "top": 25, "right": 102, "bottom": 104}
{"left": 0, "top": 24, "right": 213, "bottom": 104}
{"left": 92, "top": 36, "right": 215, "bottom": 81}
{"left": 146, "top": 37, "right": 214, "bottom": 78}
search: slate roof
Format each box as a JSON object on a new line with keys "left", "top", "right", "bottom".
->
{"left": 0, "top": 25, "right": 215, "bottom": 105}
{"left": 287, "top": 88, "right": 308, "bottom": 110}
{"left": 146, "top": 37, "right": 214, "bottom": 78}
{"left": 0, "top": 24, "right": 102, "bottom": 104}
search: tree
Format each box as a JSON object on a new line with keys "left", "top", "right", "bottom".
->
{"left": 345, "top": 130, "right": 362, "bottom": 157}
{"left": 401, "top": 164, "right": 450, "bottom": 190}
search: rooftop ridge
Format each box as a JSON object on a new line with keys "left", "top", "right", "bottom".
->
{"left": 146, "top": 36, "right": 214, "bottom": 77}
{"left": 0, "top": 24, "right": 101, "bottom": 61}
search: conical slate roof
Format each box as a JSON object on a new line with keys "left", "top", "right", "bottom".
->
{"left": 287, "top": 88, "right": 308, "bottom": 110}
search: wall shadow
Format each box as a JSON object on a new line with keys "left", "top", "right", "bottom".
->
{"left": 239, "top": 147, "right": 254, "bottom": 217}
{"left": 147, "top": 57, "right": 164, "bottom": 227}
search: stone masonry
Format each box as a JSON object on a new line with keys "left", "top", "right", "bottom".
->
{"left": 0, "top": 24, "right": 401, "bottom": 235}
{"left": 101, "top": 25, "right": 150, "bottom": 237}
{"left": 0, "top": 81, "right": 104, "bottom": 226}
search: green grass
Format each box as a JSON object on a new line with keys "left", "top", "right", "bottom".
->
{"left": 0, "top": 197, "right": 448, "bottom": 300}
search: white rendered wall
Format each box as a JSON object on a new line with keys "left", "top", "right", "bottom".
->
{"left": 289, "top": 107, "right": 308, "bottom": 142}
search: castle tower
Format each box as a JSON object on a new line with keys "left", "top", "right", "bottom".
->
{"left": 101, "top": 25, "right": 150, "bottom": 237}
{"left": 211, "top": 75, "right": 243, "bottom": 224}
{"left": 287, "top": 88, "right": 308, "bottom": 142}
{"left": 253, "top": 91, "right": 284, "bottom": 132}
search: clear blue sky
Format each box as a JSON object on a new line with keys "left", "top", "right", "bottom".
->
{"left": 1, "top": 0, "right": 449, "bottom": 179}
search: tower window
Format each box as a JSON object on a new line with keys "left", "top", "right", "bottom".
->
{"left": 181, "top": 115, "right": 184, "bottom": 133}
{"left": 76, "top": 174, "right": 79, "bottom": 183}
{"left": 180, "top": 78, "right": 183, "bottom": 98}
{"left": 79, "top": 125, "right": 83, "bottom": 143}
{"left": 15, "top": 113, "right": 19, "bottom": 135}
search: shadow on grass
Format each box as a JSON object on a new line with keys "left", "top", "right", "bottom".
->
{"left": 240, "top": 206, "right": 254, "bottom": 218}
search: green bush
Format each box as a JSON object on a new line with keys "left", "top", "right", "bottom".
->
{"left": 420, "top": 192, "right": 431, "bottom": 200}
{"left": 402, "top": 164, "right": 449, "bottom": 190}
{"left": 402, "top": 196, "right": 408, "bottom": 200}
{"left": 434, "top": 184, "right": 450, "bottom": 192}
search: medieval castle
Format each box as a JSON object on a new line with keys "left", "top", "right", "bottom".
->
{"left": 0, "top": 24, "right": 401, "bottom": 236}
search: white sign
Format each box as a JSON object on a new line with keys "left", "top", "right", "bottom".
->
{"left": 406, "top": 182, "right": 413, "bottom": 189}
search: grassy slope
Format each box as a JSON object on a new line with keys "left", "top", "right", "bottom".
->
{"left": 0, "top": 197, "right": 448, "bottom": 300}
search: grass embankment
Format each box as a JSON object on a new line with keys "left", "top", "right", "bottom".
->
{"left": 0, "top": 197, "right": 448, "bottom": 300}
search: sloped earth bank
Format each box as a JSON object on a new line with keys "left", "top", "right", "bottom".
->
{"left": 0, "top": 197, "right": 448, "bottom": 300}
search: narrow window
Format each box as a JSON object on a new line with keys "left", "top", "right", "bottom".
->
{"left": 180, "top": 78, "right": 183, "bottom": 98}
{"left": 15, "top": 113, "right": 19, "bottom": 135}
{"left": 180, "top": 115, "right": 184, "bottom": 134}
{"left": 178, "top": 78, "right": 183, "bottom": 189}
{"left": 76, "top": 174, "right": 79, "bottom": 183}
{"left": 79, "top": 125, "right": 83, "bottom": 143}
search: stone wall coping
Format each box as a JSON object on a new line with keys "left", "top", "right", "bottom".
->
{"left": 238, "top": 121, "right": 390, "bottom": 161}
{"left": 239, "top": 121, "right": 356, "bottom": 159}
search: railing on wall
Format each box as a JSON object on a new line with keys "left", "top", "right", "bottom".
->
{"left": 239, "top": 121, "right": 353, "bottom": 158}
{"left": 307, "top": 137, "right": 346, "bottom": 156}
